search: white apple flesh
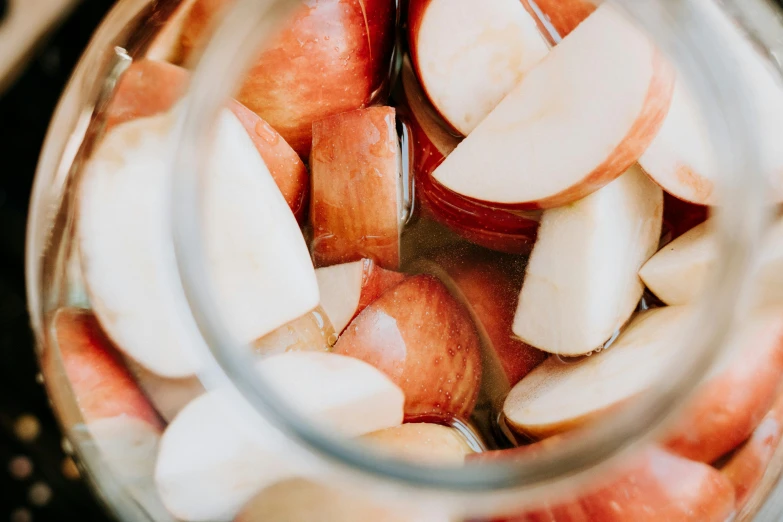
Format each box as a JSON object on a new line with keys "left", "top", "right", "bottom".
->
{"left": 155, "top": 351, "right": 404, "bottom": 521}
{"left": 513, "top": 165, "right": 663, "bottom": 356}
{"left": 504, "top": 307, "right": 689, "bottom": 438}
{"left": 408, "top": 0, "right": 550, "bottom": 135}
{"left": 432, "top": 4, "right": 674, "bottom": 209}
{"left": 78, "top": 107, "right": 318, "bottom": 377}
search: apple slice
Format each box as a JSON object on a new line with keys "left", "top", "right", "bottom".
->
{"left": 315, "top": 260, "right": 405, "bottom": 335}
{"left": 104, "top": 59, "right": 309, "bottom": 222}
{"left": 639, "top": 0, "right": 783, "bottom": 205}
{"left": 180, "top": 0, "right": 397, "bottom": 156}
{"left": 480, "top": 446, "right": 735, "bottom": 522}
{"left": 252, "top": 307, "right": 336, "bottom": 356}
{"left": 640, "top": 216, "right": 783, "bottom": 307}
{"left": 310, "top": 106, "right": 403, "bottom": 270}
{"left": 360, "top": 423, "right": 474, "bottom": 466}
{"left": 408, "top": 0, "right": 550, "bottom": 136}
{"left": 662, "top": 313, "right": 783, "bottom": 463}
{"left": 432, "top": 4, "right": 674, "bottom": 210}
{"left": 420, "top": 247, "right": 548, "bottom": 408}
{"left": 513, "top": 165, "right": 663, "bottom": 356}
{"left": 78, "top": 107, "right": 318, "bottom": 377}
{"left": 721, "top": 392, "right": 783, "bottom": 511}
{"left": 504, "top": 307, "right": 688, "bottom": 439}
{"left": 155, "top": 351, "right": 404, "bottom": 521}
{"left": 236, "top": 478, "right": 453, "bottom": 522}
{"left": 335, "top": 274, "right": 482, "bottom": 421}
{"left": 125, "top": 358, "right": 205, "bottom": 423}
{"left": 400, "top": 59, "right": 541, "bottom": 255}
{"left": 44, "top": 309, "right": 169, "bottom": 519}
{"left": 530, "top": 0, "right": 597, "bottom": 39}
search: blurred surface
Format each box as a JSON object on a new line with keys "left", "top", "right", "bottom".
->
{"left": 0, "top": 0, "right": 114, "bottom": 520}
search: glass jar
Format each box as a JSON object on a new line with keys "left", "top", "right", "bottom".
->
{"left": 26, "top": 0, "right": 783, "bottom": 520}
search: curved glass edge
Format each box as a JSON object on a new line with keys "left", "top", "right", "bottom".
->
{"left": 169, "top": 0, "right": 771, "bottom": 517}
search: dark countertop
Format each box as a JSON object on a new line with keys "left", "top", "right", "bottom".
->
{"left": 0, "top": 1, "right": 114, "bottom": 520}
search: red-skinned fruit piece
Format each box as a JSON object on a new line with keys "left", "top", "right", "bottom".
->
{"left": 180, "top": 0, "right": 397, "bottom": 156}
{"left": 310, "top": 106, "right": 403, "bottom": 270}
{"left": 334, "top": 274, "right": 482, "bottom": 421}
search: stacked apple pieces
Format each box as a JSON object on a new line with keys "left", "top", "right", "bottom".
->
{"left": 46, "top": 0, "right": 783, "bottom": 520}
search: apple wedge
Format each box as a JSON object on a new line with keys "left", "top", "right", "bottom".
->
{"left": 420, "top": 247, "right": 548, "bottom": 408}
{"left": 640, "top": 216, "right": 783, "bottom": 307}
{"left": 180, "top": 0, "right": 397, "bottom": 156}
{"left": 400, "top": 59, "right": 541, "bottom": 255}
{"left": 530, "top": 0, "right": 597, "bottom": 38}
{"left": 105, "top": 59, "right": 309, "bottom": 222}
{"left": 310, "top": 106, "right": 403, "bottom": 270}
{"left": 44, "top": 309, "right": 169, "bottom": 519}
{"left": 78, "top": 107, "right": 318, "bottom": 377}
{"left": 315, "top": 260, "right": 405, "bottom": 335}
{"left": 335, "top": 275, "right": 482, "bottom": 421}
{"left": 155, "top": 352, "right": 404, "bottom": 521}
{"left": 360, "top": 423, "right": 474, "bottom": 466}
{"left": 236, "top": 478, "right": 452, "bottom": 522}
{"left": 639, "top": 0, "right": 783, "bottom": 205}
{"left": 125, "top": 358, "right": 205, "bottom": 423}
{"left": 408, "top": 0, "right": 550, "bottom": 136}
{"left": 504, "top": 307, "right": 688, "bottom": 439}
{"left": 721, "top": 392, "right": 783, "bottom": 511}
{"left": 481, "top": 446, "right": 735, "bottom": 522}
{"left": 513, "top": 165, "right": 663, "bottom": 356}
{"left": 432, "top": 4, "right": 674, "bottom": 210}
{"left": 663, "top": 313, "right": 783, "bottom": 463}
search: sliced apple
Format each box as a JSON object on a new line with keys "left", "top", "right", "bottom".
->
{"left": 310, "top": 106, "right": 403, "bottom": 270}
{"left": 639, "top": 0, "right": 783, "bottom": 205}
{"left": 78, "top": 108, "right": 318, "bottom": 377}
{"left": 663, "top": 313, "right": 783, "bottom": 463}
{"left": 252, "top": 307, "right": 335, "bottom": 356}
{"left": 360, "top": 423, "right": 474, "bottom": 466}
{"left": 408, "top": 0, "right": 550, "bottom": 136}
{"left": 400, "top": 59, "right": 541, "bottom": 255}
{"left": 504, "top": 307, "right": 688, "bottom": 439}
{"left": 513, "top": 165, "right": 663, "bottom": 356}
{"left": 335, "top": 274, "right": 482, "bottom": 421}
{"left": 432, "top": 4, "right": 674, "bottom": 210}
{"left": 640, "top": 216, "right": 783, "bottom": 307}
{"left": 125, "top": 358, "right": 205, "bottom": 423}
{"left": 45, "top": 309, "right": 169, "bottom": 519}
{"left": 530, "top": 0, "right": 597, "bottom": 39}
{"left": 155, "top": 352, "right": 403, "bottom": 521}
{"left": 419, "top": 247, "right": 548, "bottom": 408}
{"left": 236, "top": 478, "right": 452, "bottom": 522}
{"left": 721, "top": 392, "right": 783, "bottom": 511}
{"left": 180, "top": 0, "right": 397, "bottom": 156}
{"left": 315, "top": 259, "right": 405, "bottom": 335}
{"left": 104, "top": 59, "right": 309, "bottom": 222}
{"left": 481, "top": 446, "right": 735, "bottom": 522}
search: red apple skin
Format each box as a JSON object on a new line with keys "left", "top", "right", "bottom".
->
{"left": 334, "top": 274, "right": 483, "bottom": 421}
{"left": 721, "top": 392, "right": 783, "bottom": 511}
{"left": 105, "top": 59, "right": 189, "bottom": 131}
{"left": 664, "top": 317, "right": 783, "bottom": 463}
{"left": 660, "top": 192, "right": 709, "bottom": 245}
{"left": 398, "top": 62, "right": 540, "bottom": 255}
{"left": 44, "top": 308, "right": 163, "bottom": 428}
{"left": 472, "top": 446, "right": 735, "bottom": 522}
{"left": 181, "top": 0, "right": 397, "bottom": 156}
{"left": 104, "top": 59, "right": 309, "bottom": 223}
{"left": 357, "top": 259, "right": 406, "bottom": 313}
{"left": 431, "top": 247, "right": 548, "bottom": 390}
{"left": 531, "top": 0, "right": 597, "bottom": 38}
{"left": 310, "top": 106, "right": 401, "bottom": 270}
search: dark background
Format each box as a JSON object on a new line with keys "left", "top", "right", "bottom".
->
{"left": 0, "top": 1, "right": 114, "bottom": 520}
